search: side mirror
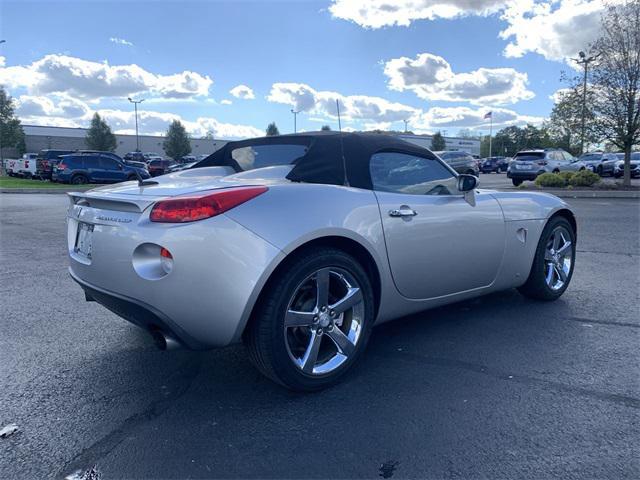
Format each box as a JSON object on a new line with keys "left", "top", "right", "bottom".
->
{"left": 458, "top": 174, "right": 478, "bottom": 192}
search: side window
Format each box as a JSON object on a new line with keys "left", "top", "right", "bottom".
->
{"left": 99, "top": 157, "right": 119, "bottom": 170}
{"left": 370, "top": 152, "right": 458, "bottom": 196}
{"left": 83, "top": 156, "right": 100, "bottom": 169}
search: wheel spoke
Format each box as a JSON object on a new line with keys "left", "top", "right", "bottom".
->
{"left": 544, "top": 249, "right": 554, "bottom": 261}
{"left": 285, "top": 310, "right": 316, "bottom": 328}
{"left": 326, "top": 327, "right": 355, "bottom": 356}
{"left": 557, "top": 240, "right": 572, "bottom": 257}
{"left": 552, "top": 232, "right": 561, "bottom": 251}
{"left": 330, "top": 287, "right": 362, "bottom": 316}
{"left": 315, "top": 268, "right": 331, "bottom": 308}
{"left": 301, "top": 330, "right": 323, "bottom": 374}
{"left": 545, "top": 263, "right": 555, "bottom": 285}
{"left": 554, "top": 264, "right": 568, "bottom": 283}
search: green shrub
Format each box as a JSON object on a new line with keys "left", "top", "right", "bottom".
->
{"left": 557, "top": 171, "right": 575, "bottom": 185}
{"left": 569, "top": 169, "right": 601, "bottom": 187}
{"left": 535, "top": 172, "right": 566, "bottom": 188}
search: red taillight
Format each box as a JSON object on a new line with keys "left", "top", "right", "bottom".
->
{"left": 537, "top": 160, "right": 548, "bottom": 166}
{"left": 149, "top": 186, "right": 268, "bottom": 223}
{"left": 160, "top": 247, "right": 172, "bottom": 259}
{"left": 57, "top": 163, "right": 67, "bottom": 170}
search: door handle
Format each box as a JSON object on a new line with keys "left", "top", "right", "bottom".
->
{"left": 389, "top": 207, "right": 417, "bottom": 217}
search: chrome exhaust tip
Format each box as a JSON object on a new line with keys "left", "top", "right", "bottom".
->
{"left": 150, "top": 330, "right": 181, "bottom": 351}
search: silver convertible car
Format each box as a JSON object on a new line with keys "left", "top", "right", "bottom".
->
{"left": 67, "top": 132, "right": 576, "bottom": 391}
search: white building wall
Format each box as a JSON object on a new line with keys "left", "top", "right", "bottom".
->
{"left": 23, "top": 125, "right": 227, "bottom": 158}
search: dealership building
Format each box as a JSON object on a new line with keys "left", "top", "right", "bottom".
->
{"left": 9, "top": 125, "right": 481, "bottom": 159}
{"left": 18, "top": 125, "right": 227, "bottom": 158}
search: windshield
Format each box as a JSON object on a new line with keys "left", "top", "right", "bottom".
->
{"left": 515, "top": 152, "right": 545, "bottom": 160}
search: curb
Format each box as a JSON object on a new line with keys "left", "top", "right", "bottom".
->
{"left": 518, "top": 189, "right": 640, "bottom": 199}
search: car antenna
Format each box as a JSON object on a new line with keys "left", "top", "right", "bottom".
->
{"left": 133, "top": 168, "right": 158, "bottom": 187}
{"left": 336, "top": 99, "right": 350, "bottom": 187}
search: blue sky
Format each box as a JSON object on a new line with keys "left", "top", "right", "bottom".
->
{"left": 0, "top": 0, "right": 606, "bottom": 139}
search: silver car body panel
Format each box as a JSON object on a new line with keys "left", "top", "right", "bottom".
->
{"left": 67, "top": 166, "right": 574, "bottom": 348}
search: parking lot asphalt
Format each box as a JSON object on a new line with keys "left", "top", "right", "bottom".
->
{"left": 0, "top": 193, "right": 639, "bottom": 479}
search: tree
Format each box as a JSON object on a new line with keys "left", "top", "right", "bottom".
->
{"left": 266, "top": 122, "right": 280, "bottom": 136}
{"left": 547, "top": 87, "right": 597, "bottom": 155}
{"left": 85, "top": 113, "right": 117, "bottom": 152}
{"left": 163, "top": 120, "right": 192, "bottom": 160}
{"left": 321, "top": 125, "right": 332, "bottom": 131}
{"left": 430, "top": 131, "right": 446, "bottom": 151}
{"left": 587, "top": 1, "right": 640, "bottom": 186}
{"left": 0, "top": 87, "right": 26, "bottom": 161}
{"left": 202, "top": 130, "right": 215, "bottom": 140}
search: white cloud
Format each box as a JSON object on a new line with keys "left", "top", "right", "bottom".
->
{"left": 19, "top": 104, "right": 262, "bottom": 140}
{"left": 15, "top": 94, "right": 91, "bottom": 118}
{"left": 0, "top": 54, "right": 212, "bottom": 100}
{"left": 109, "top": 37, "right": 134, "bottom": 47}
{"left": 220, "top": 99, "right": 233, "bottom": 105}
{"left": 384, "top": 52, "right": 534, "bottom": 105}
{"left": 0, "top": 56, "right": 5, "bottom": 67}
{"left": 229, "top": 84, "right": 255, "bottom": 99}
{"left": 500, "top": 0, "right": 615, "bottom": 62}
{"left": 268, "top": 82, "right": 418, "bottom": 123}
{"left": 329, "top": 0, "right": 506, "bottom": 28}
{"left": 411, "top": 106, "right": 543, "bottom": 133}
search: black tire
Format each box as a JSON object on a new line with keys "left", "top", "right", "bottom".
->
{"left": 512, "top": 179, "right": 523, "bottom": 186}
{"left": 245, "top": 247, "right": 375, "bottom": 391}
{"left": 71, "top": 174, "right": 88, "bottom": 185}
{"left": 518, "top": 216, "right": 576, "bottom": 301}
{"left": 552, "top": 169, "right": 560, "bottom": 174}
{"left": 596, "top": 165, "right": 603, "bottom": 176}
{"left": 127, "top": 174, "right": 137, "bottom": 181}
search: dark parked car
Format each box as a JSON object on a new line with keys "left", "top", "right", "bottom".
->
{"left": 433, "top": 151, "right": 479, "bottom": 176}
{"left": 52, "top": 152, "right": 150, "bottom": 184}
{"left": 124, "top": 151, "right": 146, "bottom": 162}
{"left": 35, "top": 149, "right": 75, "bottom": 180}
{"left": 480, "top": 156, "right": 508, "bottom": 173}
{"left": 148, "top": 159, "right": 177, "bottom": 176}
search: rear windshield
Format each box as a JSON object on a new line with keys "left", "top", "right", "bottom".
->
{"left": 514, "top": 152, "right": 545, "bottom": 160}
{"left": 230, "top": 144, "right": 308, "bottom": 170}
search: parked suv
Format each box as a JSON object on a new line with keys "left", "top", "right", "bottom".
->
{"left": 480, "top": 156, "right": 508, "bottom": 173}
{"left": 36, "top": 149, "right": 75, "bottom": 180}
{"left": 433, "top": 151, "right": 479, "bottom": 176}
{"left": 507, "top": 149, "right": 586, "bottom": 186}
{"left": 148, "top": 159, "right": 177, "bottom": 176}
{"left": 577, "top": 152, "right": 605, "bottom": 172}
{"left": 52, "top": 152, "right": 150, "bottom": 184}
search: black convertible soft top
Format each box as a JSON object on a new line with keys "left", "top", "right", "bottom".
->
{"left": 195, "top": 131, "right": 439, "bottom": 190}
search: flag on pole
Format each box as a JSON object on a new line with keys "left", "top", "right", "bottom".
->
{"left": 484, "top": 111, "right": 492, "bottom": 119}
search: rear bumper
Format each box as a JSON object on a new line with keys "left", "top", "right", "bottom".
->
{"left": 70, "top": 270, "right": 208, "bottom": 350}
{"left": 507, "top": 170, "right": 539, "bottom": 181}
{"left": 67, "top": 204, "right": 285, "bottom": 348}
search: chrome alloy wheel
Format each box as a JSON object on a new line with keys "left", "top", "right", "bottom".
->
{"left": 544, "top": 225, "right": 573, "bottom": 291}
{"left": 284, "top": 267, "right": 365, "bottom": 376}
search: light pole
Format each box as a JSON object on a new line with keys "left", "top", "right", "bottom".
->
{"left": 573, "top": 51, "right": 599, "bottom": 155}
{"left": 0, "top": 40, "right": 6, "bottom": 170}
{"left": 291, "top": 109, "right": 299, "bottom": 133}
{"left": 403, "top": 119, "right": 409, "bottom": 133}
{"left": 128, "top": 97, "right": 145, "bottom": 151}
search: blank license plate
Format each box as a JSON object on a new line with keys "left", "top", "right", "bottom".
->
{"left": 517, "top": 164, "right": 532, "bottom": 170}
{"left": 75, "top": 222, "right": 94, "bottom": 259}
